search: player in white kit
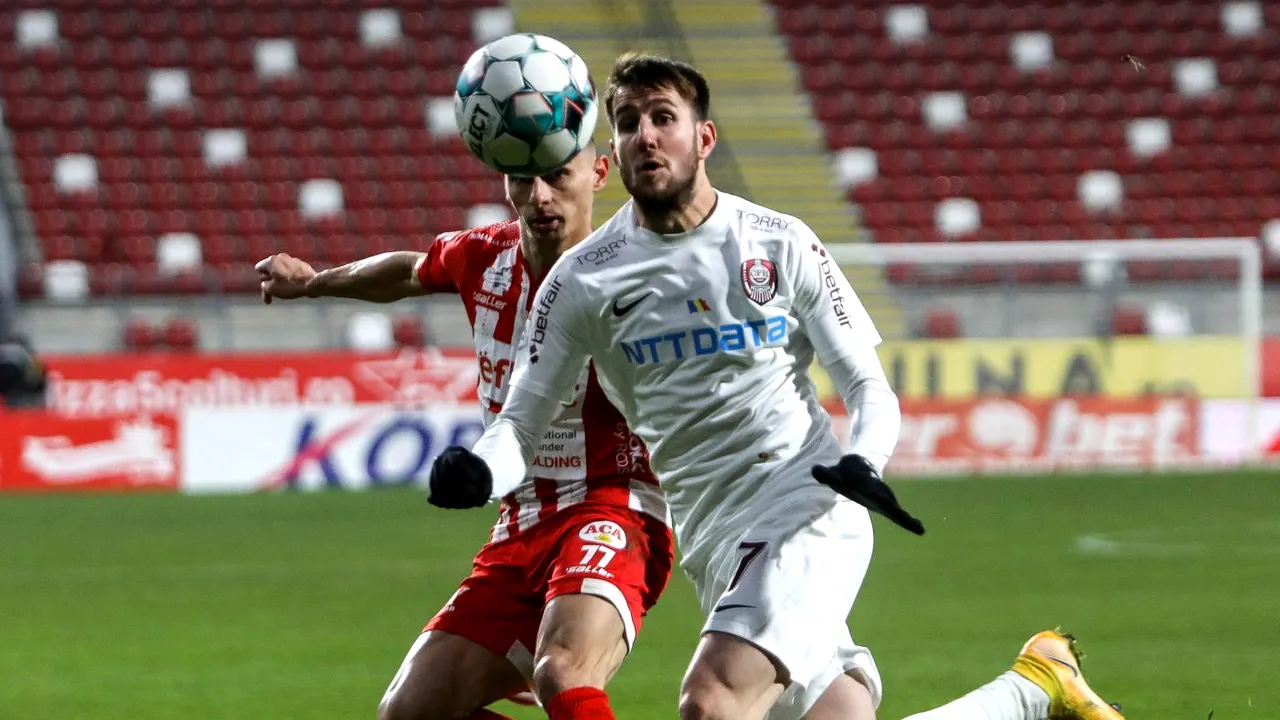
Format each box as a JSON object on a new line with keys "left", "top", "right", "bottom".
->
{"left": 429, "top": 53, "right": 1125, "bottom": 720}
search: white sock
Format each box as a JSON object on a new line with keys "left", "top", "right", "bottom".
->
{"left": 902, "top": 671, "right": 1050, "bottom": 720}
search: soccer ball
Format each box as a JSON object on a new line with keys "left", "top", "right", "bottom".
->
{"left": 454, "top": 33, "right": 598, "bottom": 177}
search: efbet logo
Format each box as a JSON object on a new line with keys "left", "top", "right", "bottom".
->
{"left": 579, "top": 520, "right": 627, "bottom": 549}
{"left": 686, "top": 298, "right": 711, "bottom": 313}
{"left": 618, "top": 316, "right": 788, "bottom": 365}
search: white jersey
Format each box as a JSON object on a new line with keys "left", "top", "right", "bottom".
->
{"left": 474, "top": 191, "right": 897, "bottom": 571}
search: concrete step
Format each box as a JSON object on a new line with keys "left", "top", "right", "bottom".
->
{"left": 670, "top": 0, "right": 778, "bottom": 30}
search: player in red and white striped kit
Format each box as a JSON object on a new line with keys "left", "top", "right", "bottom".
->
{"left": 255, "top": 143, "right": 673, "bottom": 720}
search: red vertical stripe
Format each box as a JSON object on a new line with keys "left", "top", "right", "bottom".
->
{"left": 533, "top": 478, "right": 561, "bottom": 525}
{"left": 490, "top": 247, "right": 526, "bottom": 345}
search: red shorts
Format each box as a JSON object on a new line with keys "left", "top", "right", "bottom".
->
{"left": 425, "top": 502, "right": 673, "bottom": 678}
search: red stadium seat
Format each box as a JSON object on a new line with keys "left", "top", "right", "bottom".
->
{"left": 1112, "top": 306, "right": 1148, "bottom": 336}
{"left": 162, "top": 316, "right": 200, "bottom": 351}
{"left": 123, "top": 317, "right": 158, "bottom": 350}
{"left": 919, "top": 308, "right": 962, "bottom": 339}
{"left": 393, "top": 315, "right": 427, "bottom": 348}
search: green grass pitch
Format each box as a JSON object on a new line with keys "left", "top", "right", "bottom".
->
{"left": 2, "top": 471, "right": 1276, "bottom": 719}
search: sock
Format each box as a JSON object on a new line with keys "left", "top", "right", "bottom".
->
{"left": 545, "top": 687, "right": 616, "bottom": 720}
{"left": 466, "top": 710, "right": 514, "bottom": 720}
{"left": 903, "top": 671, "right": 1051, "bottom": 720}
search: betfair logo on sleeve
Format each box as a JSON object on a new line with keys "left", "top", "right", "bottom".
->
{"left": 528, "top": 276, "right": 564, "bottom": 364}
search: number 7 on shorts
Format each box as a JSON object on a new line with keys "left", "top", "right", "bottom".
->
{"left": 728, "top": 541, "right": 767, "bottom": 591}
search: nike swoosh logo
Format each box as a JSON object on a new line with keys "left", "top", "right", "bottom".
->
{"left": 611, "top": 293, "right": 650, "bottom": 317}
{"left": 1042, "top": 653, "right": 1079, "bottom": 677}
{"left": 712, "top": 603, "right": 756, "bottom": 613}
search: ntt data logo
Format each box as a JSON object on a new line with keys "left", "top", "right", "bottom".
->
{"left": 618, "top": 316, "right": 788, "bottom": 365}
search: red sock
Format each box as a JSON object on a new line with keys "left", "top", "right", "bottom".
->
{"left": 545, "top": 687, "right": 616, "bottom": 720}
{"left": 466, "top": 710, "right": 514, "bottom": 720}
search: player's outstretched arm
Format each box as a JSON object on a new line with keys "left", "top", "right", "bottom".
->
{"left": 256, "top": 251, "right": 427, "bottom": 304}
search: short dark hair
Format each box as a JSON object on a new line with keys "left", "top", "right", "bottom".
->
{"left": 603, "top": 53, "right": 711, "bottom": 124}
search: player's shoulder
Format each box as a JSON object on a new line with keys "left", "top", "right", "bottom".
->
{"left": 434, "top": 220, "right": 521, "bottom": 251}
{"left": 557, "top": 204, "right": 636, "bottom": 272}
{"left": 723, "top": 193, "right": 812, "bottom": 242}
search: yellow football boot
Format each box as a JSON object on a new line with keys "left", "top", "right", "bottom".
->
{"left": 1012, "top": 630, "right": 1125, "bottom": 720}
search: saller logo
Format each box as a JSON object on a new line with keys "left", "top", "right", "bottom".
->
{"left": 741, "top": 259, "right": 777, "bottom": 305}
{"left": 579, "top": 520, "right": 627, "bottom": 549}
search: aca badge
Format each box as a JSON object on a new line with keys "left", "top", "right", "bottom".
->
{"left": 578, "top": 520, "right": 627, "bottom": 550}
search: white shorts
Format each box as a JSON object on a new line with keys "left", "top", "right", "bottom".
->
{"left": 691, "top": 496, "right": 881, "bottom": 720}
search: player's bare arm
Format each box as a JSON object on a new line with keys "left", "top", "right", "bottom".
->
{"left": 255, "top": 250, "right": 426, "bottom": 304}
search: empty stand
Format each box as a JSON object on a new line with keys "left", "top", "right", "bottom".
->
{"left": 776, "top": 0, "right": 1280, "bottom": 280}
{"left": 2, "top": 3, "right": 510, "bottom": 297}
{"left": 4, "top": 1, "right": 1277, "bottom": 302}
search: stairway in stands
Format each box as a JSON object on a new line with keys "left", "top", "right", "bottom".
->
{"left": 664, "top": 0, "right": 903, "bottom": 335}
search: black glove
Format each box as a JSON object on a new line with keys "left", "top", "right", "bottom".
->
{"left": 428, "top": 446, "right": 493, "bottom": 509}
{"left": 812, "top": 454, "right": 926, "bottom": 536}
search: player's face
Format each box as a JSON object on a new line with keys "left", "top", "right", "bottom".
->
{"left": 505, "top": 148, "right": 609, "bottom": 245}
{"left": 610, "top": 84, "right": 716, "bottom": 215}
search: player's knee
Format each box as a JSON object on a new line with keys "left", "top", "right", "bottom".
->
{"left": 376, "top": 692, "right": 412, "bottom": 720}
{"left": 533, "top": 644, "right": 606, "bottom": 700}
{"left": 678, "top": 683, "right": 747, "bottom": 720}
{"left": 377, "top": 681, "right": 454, "bottom": 720}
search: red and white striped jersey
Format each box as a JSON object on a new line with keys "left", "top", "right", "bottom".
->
{"left": 415, "top": 220, "right": 666, "bottom": 543}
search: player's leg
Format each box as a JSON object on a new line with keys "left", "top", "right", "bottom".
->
{"left": 684, "top": 497, "right": 880, "bottom": 720}
{"left": 535, "top": 508, "right": 675, "bottom": 720}
{"left": 378, "top": 630, "right": 527, "bottom": 720}
{"left": 678, "top": 631, "right": 789, "bottom": 720}
{"left": 533, "top": 593, "right": 630, "bottom": 719}
{"left": 801, "top": 672, "right": 876, "bottom": 720}
{"left": 902, "top": 630, "right": 1125, "bottom": 720}
{"left": 380, "top": 540, "right": 544, "bottom": 720}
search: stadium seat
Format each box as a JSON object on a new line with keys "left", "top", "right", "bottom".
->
{"left": 346, "top": 312, "right": 395, "bottom": 351}
{"left": 123, "top": 316, "right": 158, "bottom": 350}
{"left": 392, "top": 315, "right": 426, "bottom": 348}
{"left": 1111, "top": 306, "right": 1149, "bottom": 336}
{"left": 919, "top": 307, "right": 962, "bottom": 338}
{"left": 162, "top": 316, "right": 200, "bottom": 351}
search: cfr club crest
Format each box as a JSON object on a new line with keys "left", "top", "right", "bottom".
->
{"left": 740, "top": 258, "right": 777, "bottom": 305}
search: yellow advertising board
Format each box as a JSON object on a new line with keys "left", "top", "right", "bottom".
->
{"left": 812, "top": 337, "right": 1247, "bottom": 400}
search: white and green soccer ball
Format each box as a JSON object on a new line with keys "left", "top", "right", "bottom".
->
{"left": 454, "top": 33, "right": 598, "bottom": 177}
